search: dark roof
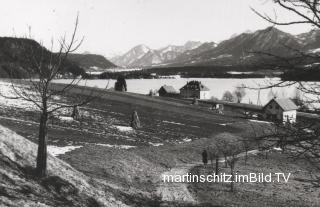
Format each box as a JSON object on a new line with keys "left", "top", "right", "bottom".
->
{"left": 180, "top": 81, "right": 210, "bottom": 91}
{"left": 160, "top": 85, "right": 179, "bottom": 94}
{"left": 264, "top": 98, "right": 298, "bottom": 111}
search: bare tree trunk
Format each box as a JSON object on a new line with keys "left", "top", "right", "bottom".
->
{"left": 265, "top": 150, "right": 268, "bottom": 159}
{"left": 215, "top": 158, "right": 219, "bottom": 175}
{"left": 230, "top": 162, "right": 235, "bottom": 192}
{"left": 36, "top": 111, "right": 48, "bottom": 177}
{"left": 224, "top": 155, "right": 227, "bottom": 167}
{"left": 245, "top": 150, "right": 248, "bottom": 165}
{"left": 130, "top": 110, "right": 141, "bottom": 129}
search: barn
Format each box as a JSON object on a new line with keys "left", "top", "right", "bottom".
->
{"left": 263, "top": 98, "right": 298, "bottom": 123}
{"left": 158, "top": 85, "right": 179, "bottom": 97}
{"left": 180, "top": 81, "right": 210, "bottom": 99}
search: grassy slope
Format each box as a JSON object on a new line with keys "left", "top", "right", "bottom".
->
{"left": 189, "top": 151, "right": 320, "bottom": 207}
{"left": 0, "top": 125, "right": 128, "bottom": 207}
{"left": 2, "top": 82, "right": 317, "bottom": 206}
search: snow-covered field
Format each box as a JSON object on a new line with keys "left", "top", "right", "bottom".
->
{"left": 48, "top": 145, "right": 83, "bottom": 156}
{"left": 113, "top": 125, "right": 133, "bottom": 132}
{"left": 53, "top": 78, "right": 299, "bottom": 105}
{"left": 0, "top": 81, "right": 38, "bottom": 110}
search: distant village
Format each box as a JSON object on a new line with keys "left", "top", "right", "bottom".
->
{"left": 155, "top": 80, "right": 318, "bottom": 125}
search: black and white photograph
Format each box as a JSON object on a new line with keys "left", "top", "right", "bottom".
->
{"left": 1, "top": 0, "right": 320, "bottom": 206}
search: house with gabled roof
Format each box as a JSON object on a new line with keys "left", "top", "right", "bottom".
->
{"left": 263, "top": 98, "right": 298, "bottom": 123}
{"left": 158, "top": 85, "right": 179, "bottom": 97}
{"left": 180, "top": 81, "right": 210, "bottom": 99}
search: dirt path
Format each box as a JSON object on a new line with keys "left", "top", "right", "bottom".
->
{"left": 156, "top": 150, "right": 260, "bottom": 203}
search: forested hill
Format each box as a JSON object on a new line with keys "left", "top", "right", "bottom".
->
{"left": 0, "top": 37, "right": 85, "bottom": 78}
{"left": 67, "top": 53, "right": 117, "bottom": 71}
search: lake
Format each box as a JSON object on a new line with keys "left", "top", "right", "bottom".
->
{"left": 53, "top": 78, "right": 297, "bottom": 105}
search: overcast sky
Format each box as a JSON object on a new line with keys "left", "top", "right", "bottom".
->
{"left": 0, "top": 0, "right": 312, "bottom": 57}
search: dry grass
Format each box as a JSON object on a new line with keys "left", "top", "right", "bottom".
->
{"left": 189, "top": 151, "right": 320, "bottom": 207}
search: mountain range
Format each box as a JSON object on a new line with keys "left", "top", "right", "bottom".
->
{"left": 111, "top": 27, "right": 320, "bottom": 68}
{"left": 111, "top": 41, "right": 202, "bottom": 67}
{"left": 2, "top": 26, "right": 320, "bottom": 78}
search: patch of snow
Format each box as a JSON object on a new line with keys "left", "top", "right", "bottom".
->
{"left": 227, "top": 71, "right": 254, "bottom": 75}
{"left": 86, "top": 71, "right": 104, "bottom": 75}
{"left": 190, "top": 125, "right": 200, "bottom": 128}
{"left": 114, "top": 125, "right": 133, "bottom": 132}
{"left": 0, "top": 81, "right": 38, "bottom": 110}
{"left": 303, "top": 128, "right": 314, "bottom": 133}
{"left": 48, "top": 145, "right": 82, "bottom": 156}
{"left": 273, "top": 147, "right": 282, "bottom": 151}
{"left": 158, "top": 75, "right": 181, "bottom": 79}
{"left": 104, "top": 68, "right": 142, "bottom": 73}
{"left": 304, "top": 62, "right": 320, "bottom": 68}
{"left": 182, "top": 138, "right": 192, "bottom": 142}
{"left": 149, "top": 142, "right": 164, "bottom": 147}
{"left": 309, "top": 48, "right": 320, "bottom": 53}
{"left": 219, "top": 123, "right": 232, "bottom": 126}
{"left": 216, "top": 54, "right": 232, "bottom": 59}
{"left": 241, "top": 54, "right": 254, "bottom": 60}
{"left": 58, "top": 116, "right": 74, "bottom": 122}
{"left": 163, "top": 120, "right": 185, "bottom": 126}
{"left": 249, "top": 119, "right": 272, "bottom": 124}
{"left": 96, "top": 143, "right": 136, "bottom": 149}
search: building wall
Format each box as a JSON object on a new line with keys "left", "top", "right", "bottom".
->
{"left": 180, "top": 89, "right": 210, "bottom": 99}
{"left": 180, "top": 89, "right": 200, "bottom": 99}
{"left": 263, "top": 100, "right": 283, "bottom": 121}
{"left": 200, "top": 91, "right": 210, "bottom": 99}
{"left": 263, "top": 100, "right": 296, "bottom": 123}
{"left": 283, "top": 110, "right": 296, "bottom": 123}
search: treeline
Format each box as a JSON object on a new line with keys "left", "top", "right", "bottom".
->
{"left": 0, "top": 37, "right": 85, "bottom": 79}
{"left": 281, "top": 68, "right": 320, "bottom": 81}
{"left": 87, "top": 65, "right": 275, "bottom": 80}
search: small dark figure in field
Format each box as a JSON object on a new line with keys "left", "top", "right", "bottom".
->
{"left": 130, "top": 110, "right": 141, "bottom": 129}
{"left": 71, "top": 106, "right": 80, "bottom": 120}
{"left": 192, "top": 97, "right": 198, "bottom": 105}
{"left": 202, "top": 149, "right": 208, "bottom": 167}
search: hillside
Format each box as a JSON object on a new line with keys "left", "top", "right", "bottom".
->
{"left": 111, "top": 44, "right": 151, "bottom": 67}
{"left": 168, "top": 27, "right": 303, "bottom": 66}
{"left": 0, "top": 37, "right": 85, "bottom": 78}
{"left": 68, "top": 53, "right": 117, "bottom": 71}
{"left": 0, "top": 124, "right": 127, "bottom": 207}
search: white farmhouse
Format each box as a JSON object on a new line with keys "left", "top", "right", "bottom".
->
{"left": 180, "top": 81, "right": 210, "bottom": 99}
{"left": 263, "top": 98, "right": 298, "bottom": 123}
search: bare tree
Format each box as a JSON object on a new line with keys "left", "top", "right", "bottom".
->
{"left": 241, "top": 138, "right": 253, "bottom": 165}
{"left": 214, "top": 133, "right": 230, "bottom": 168}
{"left": 214, "top": 133, "right": 242, "bottom": 192}
{"left": 222, "top": 90, "right": 236, "bottom": 102}
{"left": 0, "top": 16, "right": 91, "bottom": 177}
{"left": 208, "top": 145, "right": 220, "bottom": 175}
{"left": 251, "top": 0, "right": 320, "bottom": 169}
{"left": 233, "top": 84, "right": 246, "bottom": 103}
